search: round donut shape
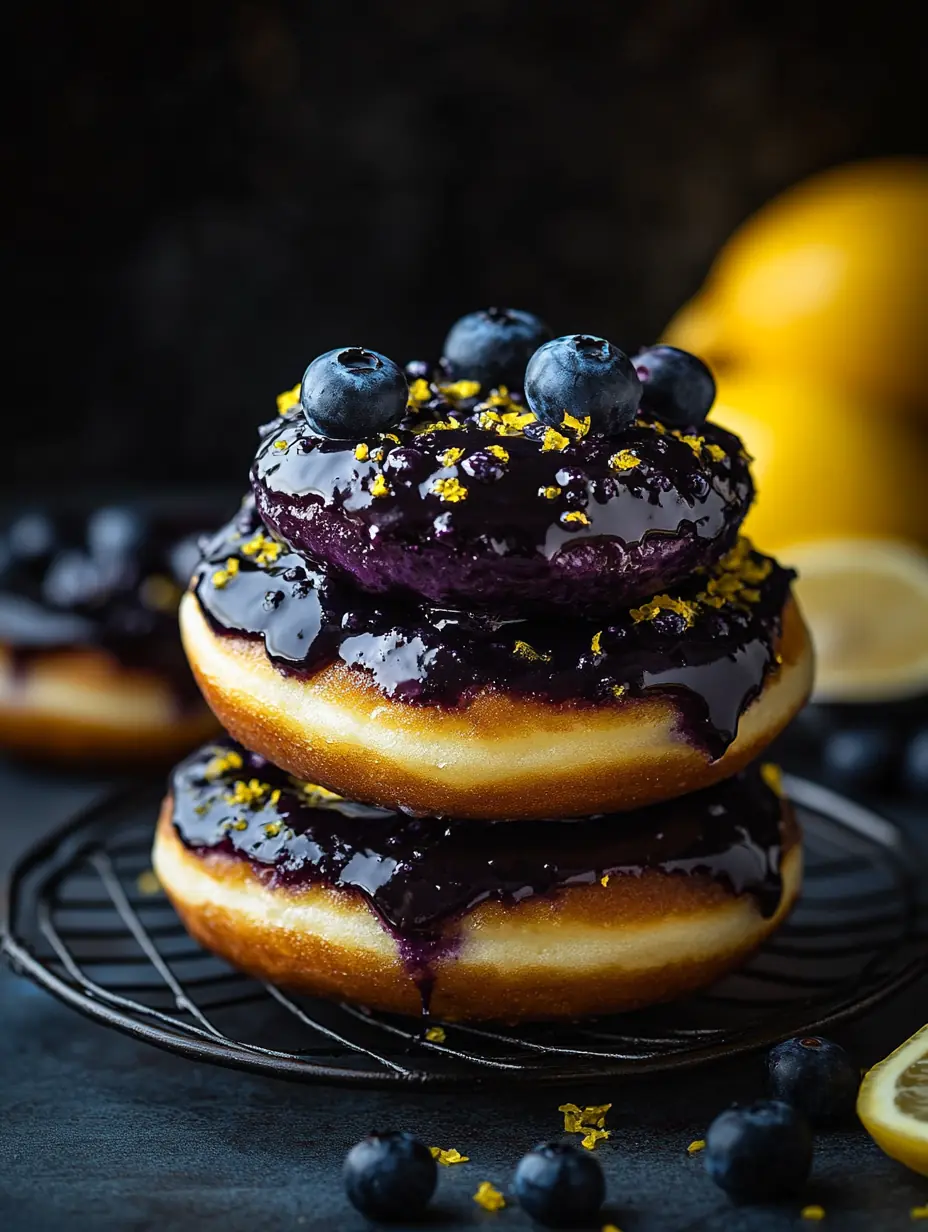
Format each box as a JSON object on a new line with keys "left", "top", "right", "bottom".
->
{"left": 153, "top": 803, "right": 802, "bottom": 1023}
{"left": 253, "top": 400, "right": 754, "bottom": 615}
{"left": 180, "top": 591, "right": 813, "bottom": 819}
{"left": 0, "top": 643, "right": 218, "bottom": 764}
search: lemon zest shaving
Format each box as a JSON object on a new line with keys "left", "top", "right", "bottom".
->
{"left": 439, "top": 379, "right": 481, "bottom": 401}
{"left": 431, "top": 476, "right": 468, "bottom": 503}
{"left": 600, "top": 874, "right": 610, "bottom": 887}
{"left": 513, "top": 640, "right": 551, "bottom": 663}
{"left": 438, "top": 447, "right": 465, "bottom": 467}
{"left": 542, "top": 427, "right": 570, "bottom": 452}
{"left": 580, "top": 1128, "right": 611, "bottom": 1150}
{"left": 486, "top": 444, "right": 509, "bottom": 462}
{"left": 591, "top": 630, "right": 603, "bottom": 654}
{"left": 801, "top": 1206, "right": 826, "bottom": 1221}
{"left": 276, "top": 384, "right": 300, "bottom": 414}
{"left": 407, "top": 378, "right": 432, "bottom": 405}
{"left": 354, "top": 443, "right": 370, "bottom": 461}
{"left": 425, "top": 1025, "right": 446, "bottom": 1043}
{"left": 273, "top": 439, "right": 288, "bottom": 451}
{"left": 610, "top": 449, "right": 641, "bottom": 471}
{"left": 540, "top": 485, "right": 561, "bottom": 500}
{"left": 611, "top": 684, "right": 627, "bottom": 699}
{"left": 561, "top": 410, "right": 591, "bottom": 437}
{"left": 370, "top": 474, "right": 391, "bottom": 499}
{"left": 561, "top": 510, "right": 590, "bottom": 527}
{"left": 630, "top": 593, "right": 698, "bottom": 627}
{"left": 687, "top": 1139, "right": 706, "bottom": 1154}
{"left": 430, "top": 1146, "right": 469, "bottom": 1166}
{"left": 705, "top": 443, "right": 726, "bottom": 462}
{"left": 204, "top": 750, "right": 243, "bottom": 780}
{"left": 136, "top": 870, "right": 161, "bottom": 896}
{"left": 473, "top": 1181, "right": 506, "bottom": 1212}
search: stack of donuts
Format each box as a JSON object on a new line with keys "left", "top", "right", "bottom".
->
{"left": 154, "top": 310, "right": 814, "bottom": 1022}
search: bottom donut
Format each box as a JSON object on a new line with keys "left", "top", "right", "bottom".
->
{"left": 153, "top": 740, "right": 802, "bottom": 1023}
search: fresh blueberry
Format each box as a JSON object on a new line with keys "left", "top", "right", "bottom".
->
{"left": 442, "top": 307, "right": 552, "bottom": 391}
{"left": 41, "top": 550, "right": 107, "bottom": 609}
{"left": 87, "top": 507, "right": 147, "bottom": 560}
{"left": 704, "top": 1100, "right": 812, "bottom": 1202}
{"left": 301, "top": 347, "right": 408, "bottom": 439}
{"left": 632, "top": 345, "right": 716, "bottom": 425}
{"left": 513, "top": 1141, "right": 605, "bottom": 1228}
{"left": 525, "top": 335, "right": 641, "bottom": 436}
{"left": 904, "top": 728, "right": 928, "bottom": 798}
{"left": 404, "top": 359, "right": 431, "bottom": 382}
{"left": 343, "top": 1130, "right": 436, "bottom": 1221}
{"left": 766, "top": 1035, "right": 860, "bottom": 1123}
{"left": 821, "top": 726, "right": 894, "bottom": 793}
{"left": 6, "top": 512, "right": 57, "bottom": 561}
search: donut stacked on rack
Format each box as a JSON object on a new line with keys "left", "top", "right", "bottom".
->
{"left": 154, "top": 310, "right": 813, "bottom": 1022}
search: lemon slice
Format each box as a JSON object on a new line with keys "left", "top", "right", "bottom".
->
{"left": 858, "top": 1024, "right": 928, "bottom": 1175}
{"left": 783, "top": 537, "right": 928, "bottom": 703}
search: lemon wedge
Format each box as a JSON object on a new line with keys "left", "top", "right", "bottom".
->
{"left": 783, "top": 537, "right": 928, "bottom": 703}
{"left": 858, "top": 1025, "right": 928, "bottom": 1175}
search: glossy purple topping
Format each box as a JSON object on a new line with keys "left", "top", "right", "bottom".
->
{"left": 251, "top": 383, "right": 753, "bottom": 615}
{"left": 194, "top": 499, "right": 793, "bottom": 757}
{"left": 171, "top": 739, "right": 789, "bottom": 948}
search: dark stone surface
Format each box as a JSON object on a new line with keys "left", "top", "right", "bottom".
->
{"left": 2, "top": 756, "right": 928, "bottom": 1230}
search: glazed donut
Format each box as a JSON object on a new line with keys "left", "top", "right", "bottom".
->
{"left": 253, "top": 385, "right": 753, "bottom": 615}
{"left": 181, "top": 503, "right": 812, "bottom": 818}
{"left": 153, "top": 740, "right": 801, "bottom": 1022}
{"left": 0, "top": 508, "right": 217, "bottom": 763}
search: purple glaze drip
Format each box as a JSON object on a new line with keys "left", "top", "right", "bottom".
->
{"left": 193, "top": 499, "right": 793, "bottom": 757}
{"left": 171, "top": 739, "right": 789, "bottom": 996}
{"left": 251, "top": 393, "right": 754, "bottom": 614}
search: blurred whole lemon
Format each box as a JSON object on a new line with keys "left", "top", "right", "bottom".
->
{"left": 665, "top": 159, "right": 928, "bottom": 412}
{"left": 713, "top": 373, "right": 928, "bottom": 552}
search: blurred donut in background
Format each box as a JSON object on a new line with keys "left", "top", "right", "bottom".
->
{"left": 0, "top": 506, "right": 218, "bottom": 765}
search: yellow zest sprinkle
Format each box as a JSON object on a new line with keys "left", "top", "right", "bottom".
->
{"left": 408, "top": 378, "right": 432, "bottom": 405}
{"left": 610, "top": 449, "right": 641, "bottom": 471}
{"left": 269, "top": 789, "right": 281, "bottom": 807}
{"left": 741, "top": 588, "right": 760, "bottom": 603}
{"left": 276, "top": 384, "right": 300, "bottom": 414}
{"left": 263, "top": 821, "right": 282, "bottom": 838}
{"left": 371, "top": 447, "right": 385, "bottom": 462}
{"left": 911, "top": 1207, "right": 928, "bottom": 1221}
{"left": 354, "top": 443, "right": 370, "bottom": 461}
{"left": 540, "top": 485, "right": 561, "bottom": 500}
{"left": 591, "top": 631, "right": 603, "bottom": 654}
{"left": 225, "top": 778, "right": 269, "bottom": 807}
{"left": 679, "top": 433, "right": 704, "bottom": 456}
{"left": 542, "top": 427, "right": 570, "bottom": 452}
{"left": 438, "top": 379, "right": 481, "bottom": 401}
{"left": 383, "top": 432, "right": 401, "bottom": 443}
{"left": 136, "top": 870, "right": 161, "bottom": 896}
{"left": 212, "top": 569, "right": 231, "bottom": 589}
{"left": 513, "top": 640, "right": 551, "bottom": 663}
{"left": 431, "top": 476, "right": 468, "bottom": 503}
{"left": 482, "top": 385, "right": 513, "bottom": 407}
{"left": 425, "top": 1025, "right": 446, "bottom": 1043}
{"left": 705, "top": 443, "right": 726, "bottom": 463}
{"left": 204, "top": 750, "right": 243, "bottom": 780}
{"left": 801, "top": 1207, "right": 825, "bottom": 1222}
{"left": 602, "top": 1226, "right": 623, "bottom": 1232}
{"left": 370, "top": 473, "right": 391, "bottom": 498}
{"left": 600, "top": 874, "right": 610, "bottom": 887}
{"left": 241, "top": 532, "right": 282, "bottom": 567}
{"left": 473, "top": 1182, "right": 506, "bottom": 1212}
{"left": 486, "top": 444, "right": 509, "bottom": 462}
{"left": 611, "top": 684, "right": 627, "bottom": 699}
{"left": 630, "top": 593, "right": 698, "bottom": 627}
{"left": 562, "top": 411, "right": 591, "bottom": 437}
{"left": 411, "top": 419, "right": 458, "bottom": 434}
{"left": 581, "top": 1128, "right": 611, "bottom": 1150}
{"left": 140, "top": 574, "right": 183, "bottom": 612}
{"left": 561, "top": 510, "right": 590, "bottom": 527}
{"left": 231, "top": 820, "right": 248, "bottom": 832}
{"left": 439, "top": 446, "right": 465, "bottom": 467}
{"left": 430, "top": 1146, "right": 469, "bottom": 1166}
{"left": 478, "top": 407, "right": 536, "bottom": 436}
{"left": 687, "top": 1139, "right": 706, "bottom": 1155}
{"left": 273, "top": 439, "right": 288, "bottom": 451}
{"left": 294, "top": 781, "right": 344, "bottom": 807}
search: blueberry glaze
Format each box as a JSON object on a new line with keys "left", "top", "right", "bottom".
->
{"left": 1, "top": 508, "right": 208, "bottom": 707}
{"left": 251, "top": 382, "right": 754, "bottom": 614}
{"left": 194, "top": 499, "right": 793, "bottom": 758}
{"left": 171, "top": 738, "right": 791, "bottom": 957}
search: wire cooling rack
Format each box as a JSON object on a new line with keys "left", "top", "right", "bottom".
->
{"left": 2, "top": 775, "right": 925, "bottom": 1088}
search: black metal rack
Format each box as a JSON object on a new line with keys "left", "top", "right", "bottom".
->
{"left": 2, "top": 775, "right": 925, "bottom": 1088}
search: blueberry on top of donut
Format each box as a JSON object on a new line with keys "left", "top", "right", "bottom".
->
{"left": 300, "top": 347, "right": 408, "bottom": 438}
{"left": 632, "top": 345, "right": 716, "bottom": 426}
{"left": 525, "top": 334, "right": 642, "bottom": 435}
{"left": 441, "top": 307, "right": 551, "bottom": 391}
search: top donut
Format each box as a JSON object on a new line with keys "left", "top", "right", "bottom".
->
{"left": 251, "top": 310, "right": 753, "bottom": 614}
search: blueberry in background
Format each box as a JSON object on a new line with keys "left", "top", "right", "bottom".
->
{"left": 704, "top": 1100, "right": 813, "bottom": 1202}
{"left": 441, "top": 306, "right": 551, "bottom": 391}
{"left": 903, "top": 727, "right": 928, "bottom": 798}
{"left": 766, "top": 1036, "right": 860, "bottom": 1124}
{"left": 87, "top": 506, "right": 147, "bottom": 561}
{"left": 525, "top": 334, "right": 641, "bottom": 435}
{"left": 631, "top": 344, "right": 716, "bottom": 425}
{"left": 820, "top": 725, "right": 895, "bottom": 793}
{"left": 301, "top": 347, "right": 408, "bottom": 439}
{"left": 404, "top": 358, "right": 431, "bottom": 382}
{"left": 6, "top": 512, "right": 58, "bottom": 561}
{"left": 513, "top": 1141, "right": 605, "bottom": 1227}
{"left": 343, "top": 1130, "right": 437, "bottom": 1221}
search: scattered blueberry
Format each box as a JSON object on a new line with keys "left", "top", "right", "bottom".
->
{"left": 442, "top": 307, "right": 552, "bottom": 391}
{"left": 301, "top": 347, "right": 408, "bottom": 438}
{"left": 87, "top": 506, "right": 147, "bottom": 560}
{"left": 525, "top": 335, "right": 641, "bottom": 435}
{"left": 6, "top": 512, "right": 57, "bottom": 561}
{"left": 343, "top": 1130, "right": 437, "bottom": 1221}
{"left": 821, "top": 726, "right": 894, "bottom": 793}
{"left": 632, "top": 345, "right": 716, "bottom": 425}
{"left": 704, "top": 1100, "right": 812, "bottom": 1202}
{"left": 766, "top": 1036, "right": 860, "bottom": 1123}
{"left": 513, "top": 1141, "right": 605, "bottom": 1228}
{"left": 41, "top": 550, "right": 106, "bottom": 608}
{"left": 903, "top": 728, "right": 928, "bottom": 798}
{"left": 404, "top": 358, "right": 431, "bottom": 382}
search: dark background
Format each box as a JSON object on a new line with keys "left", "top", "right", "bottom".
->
{"left": 9, "top": 0, "right": 928, "bottom": 492}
